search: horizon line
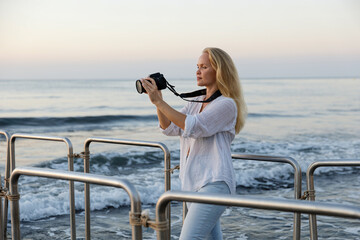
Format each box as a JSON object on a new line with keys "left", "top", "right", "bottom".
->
{"left": 0, "top": 76, "right": 359, "bottom": 81}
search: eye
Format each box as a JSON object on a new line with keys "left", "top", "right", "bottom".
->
{"left": 197, "top": 65, "right": 207, "bottom": 70}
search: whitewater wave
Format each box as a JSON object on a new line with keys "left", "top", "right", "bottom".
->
{"left": 13, "top": 134, "right": 359, "bottom": 222}
{"left": 0, "top": 115, "right": 158, "bottom": 127}
{"left": 0, "top": 112, "right": 307, "bottom": 129}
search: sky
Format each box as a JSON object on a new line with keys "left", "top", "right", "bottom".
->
{"left": 0, "top": 0, "right": 359, "bottom": 79}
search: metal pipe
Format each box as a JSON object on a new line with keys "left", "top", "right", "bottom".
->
{"left": 83, "top": 137, "right": 171, "bottom": 240}
{"left": 306, "top": 159, "right": 360, "bottom": 240}
{"left": 232, "top": 154, "right": 302, "bottom": 240}
{"left": 9, "top": 167, "right": 142, "bottom": 240}
{"left": 156, "top": 190, "right": 360, "bottom": 240}
{"left": 0, "top": 130, "right": 10, "bottom": 240}
{"left": 9, "top": 134, "right": 76, "bottom": 240}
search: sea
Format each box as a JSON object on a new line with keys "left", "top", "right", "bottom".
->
{"left": 0, "top": 77, "right": 359, "bottom": 239}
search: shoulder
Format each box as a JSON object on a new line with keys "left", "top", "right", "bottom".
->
{"left": 212, "top": 96, "right": 236, "bottom": 109}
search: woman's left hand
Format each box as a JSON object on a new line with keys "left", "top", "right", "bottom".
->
{"left": 141, "top": 77, "right": 163, "bottom": 105}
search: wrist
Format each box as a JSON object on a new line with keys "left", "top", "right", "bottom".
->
{"left": 154, "top": 99, "right": 165, "bottom": 108}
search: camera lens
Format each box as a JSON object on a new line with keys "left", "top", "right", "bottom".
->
{"left": 136, "top": 80, "right": 145, "bottom": 94}
{"left": 135, "top": 73, "right": 167, "bottom": 94}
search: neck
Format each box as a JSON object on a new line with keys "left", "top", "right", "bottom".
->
{"left": 205, "top": 86, "right": 219, "bottom": 100}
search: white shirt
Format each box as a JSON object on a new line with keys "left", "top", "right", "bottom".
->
{"left": 161, "top": 95, "right": 237, "bottom": 194}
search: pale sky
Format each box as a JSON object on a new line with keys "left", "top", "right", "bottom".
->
{"left": 0, "top": 0, "right": 359, "bottom": 79}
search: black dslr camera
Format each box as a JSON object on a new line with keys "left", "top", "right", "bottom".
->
{"left": 136, "top": 72, "right": 221, "bottom": 102}
{"left": 136, "top": 72, "right": 167, "bottom": 94}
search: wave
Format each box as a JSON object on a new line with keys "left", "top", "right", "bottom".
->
{"left": 18, "top": 151, "right": 180, "bottom": 221}
{"left": 0, "top": 115, "right": 158, "bottom": 127}
{"left": 247, "top": 113, "right": 305, "bottom": 118}
{"left": 13, "top": 136, "right": 360, "bottom": 221}
{"left": 0, "top": 113, "right": 303, "bottom": 128}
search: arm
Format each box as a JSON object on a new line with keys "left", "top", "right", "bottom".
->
{"left": 157, "top": 107, "right": 171, "bottom": 130}
{"left": 156, "top": 100, "right": 186, "bottom": 130}
{"left": 151, "top": 90, "right": 171, "bottom": 129}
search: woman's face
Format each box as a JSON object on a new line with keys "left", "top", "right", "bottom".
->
{"left": 196, "top": 53, "right": 217, "bottom": 88}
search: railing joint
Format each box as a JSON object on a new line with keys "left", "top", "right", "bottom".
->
{"left": 6, "top": 193, "right": 20, "bottom": 201}
{"left": 129, "top": 211, "right": 169, "bottom": 231}
{"left": 165, "top": 165, "right": 179, "bottom": 174}
{"left": 301, "top": 190, "right": 316, "bottom": 200}
{"left": 71, "top": 152, "right": 90, "bottom": 159}
{"left": 0, "top": 187, "right": 8, "bottom": 198}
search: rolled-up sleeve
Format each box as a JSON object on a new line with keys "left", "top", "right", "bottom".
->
{"left": 159, "top": 101, "right": 190, "bottom": 136}
{"left": 182, "top": 98, "right": 237, "bottom": 138}
{"left": 160, "top": 121, "right": 182, "bottom": 136}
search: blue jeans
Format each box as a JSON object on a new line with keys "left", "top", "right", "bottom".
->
{"left": 179, "top": 181, "right": 230, "bottom": 240}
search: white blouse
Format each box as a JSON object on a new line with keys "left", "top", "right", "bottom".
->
{"left": 161, "top": 95, "right": 237, "bottom": 194}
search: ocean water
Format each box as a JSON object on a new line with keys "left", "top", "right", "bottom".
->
{"left": 0, "top": 77, "right": 360, "bottom": 239}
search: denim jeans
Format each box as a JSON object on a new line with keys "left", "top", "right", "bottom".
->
{"left": 179, "top": 181, "right": 230, "bottom": 240}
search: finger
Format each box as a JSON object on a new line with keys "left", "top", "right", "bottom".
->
{"left": 141, "top": 79, "right": 155, "bottom": 93}
{"left": 141, "top": 79, "right": 153, "bottom": 89}
{"left": 142, "top": 79, "right": 157, "bottom": 91}
{"left": 140, "top": 79, "right": 150, "bottom": 92}
{"left": 147, "top": 77, "right": 156, "bottom": 84}
{"left": 145, "top": 77, "right": 157, "bottom": 87}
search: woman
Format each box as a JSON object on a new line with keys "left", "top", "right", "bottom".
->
{"left": 140, "top": 47, "right": 247, "bottom": 239}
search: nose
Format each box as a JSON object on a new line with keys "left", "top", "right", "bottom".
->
{"left": 196, "top": 68, "right": 200, "bottom": 75}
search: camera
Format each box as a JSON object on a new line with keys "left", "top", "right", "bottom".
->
{"left": 136, "top": 72, "right": 167, "bottom": 94}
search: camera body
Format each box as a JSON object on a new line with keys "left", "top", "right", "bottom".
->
{"left": 136, "top": 72, "right": 167, "bottom": 94}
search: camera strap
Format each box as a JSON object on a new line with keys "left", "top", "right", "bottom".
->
{"left": 166, "top": 81, "right": 222, "bottom": 103}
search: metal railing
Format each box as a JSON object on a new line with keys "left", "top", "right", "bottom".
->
{"left": 9, "top": 134, "right": 76, "bottom": 239}
{"left": 306, "top": 159, "right": 360, "bottom": 240}
{"left": 156, "top": 190, "right": 360, "bottom": 240}
{"left": 82, "top": 137, "right": 171, "bottom": 240}
{"left": 231, "top": 154, "right": 302, "bottom": 240}
{"left": 9, "top": 167, "right": 142, "bottom": 240}
{"left": 3, "top": 131, "right": 360, "bottom": 240}
{"left": 0, "top": 130, "right": 11, "bottom": 240}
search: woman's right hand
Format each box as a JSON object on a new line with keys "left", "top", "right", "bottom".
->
{"left": 141, "top": 77, "right": 163, "bottom": 106}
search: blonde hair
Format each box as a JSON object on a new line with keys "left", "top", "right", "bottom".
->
{"left": 203, "top": 47, "right": 247, "bottom": 133}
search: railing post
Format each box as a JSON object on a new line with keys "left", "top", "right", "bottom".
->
{"left": 0, "top": 130, "right": 11, "bottom": 240}
{"left": 306, "top": 160, "right": 360, "bottom": 240}
{"left": 307, "top": 163, "right": 317, "bottom": 240}
{"left": 9, "top": 134, "right": 76, "bottom": 240}
{"left": 84, "top": 146, "right": 91, "bottom": 240}
{"left": 231, "top": 154, "right": 302, "bottom": 240}
{"left": 9, "top": 167, "right": 142, "bottom": 240}
{"left": 83, "top": 137, "right": 171, "bottom": 240}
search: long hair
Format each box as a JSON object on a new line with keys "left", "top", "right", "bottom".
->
{"left": 203, "top": 47, "right": 247, "bottom": 133}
